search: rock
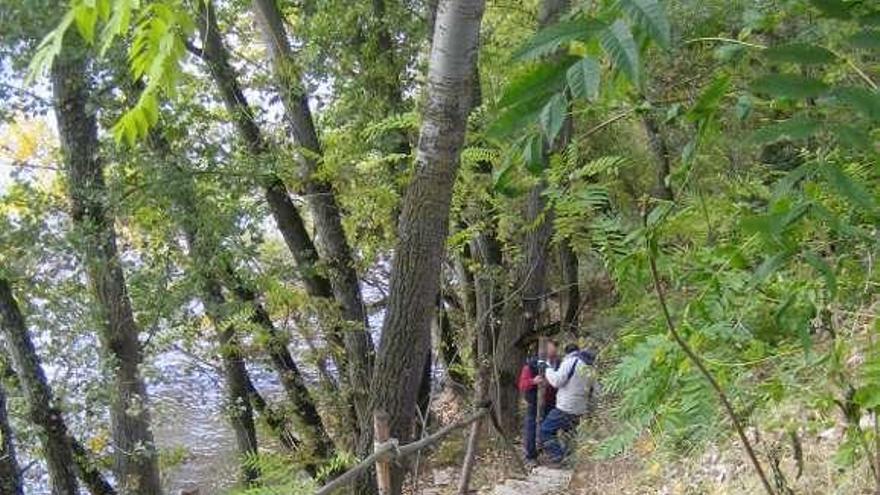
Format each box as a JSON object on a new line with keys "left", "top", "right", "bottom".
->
{"left": 433, "top": 467, "right": 455, "bottom": 486}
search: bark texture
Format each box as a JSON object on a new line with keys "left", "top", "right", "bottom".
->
{"left": 51, "top": 52, "right": 161, "bottom": 495}
{"left": 0, "top": 279, "right": 80, "bottom": 495}
{"left": 456, "top": 229, "right": 502, "bottom": 494}
{"left": 642, "top": 114, "right": 675, "bottom": 201}
{"left": 251, "top": 0, "right": 375, "bottom": 438}
{"left": 558, "top": 241, "right": 580, "bottom": 333}
{"left": 365, "top": 0, "right": 486, "bottom": 491}
{"left": 495, "top": 184, "right": 554, "bottom": 433}
{"left": 0, "top": 378, "right": 23, "bottom": 495}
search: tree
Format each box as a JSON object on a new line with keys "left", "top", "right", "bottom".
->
{"left": 365, "top": 0, "right": 487, "bottom": 491}
{"left": 0, "top": 279, "right": 82, "bottom": 495}
{"left": 51, "top": 48, "right": 162, "bottom": 494}
{"left": 251, "top": 0, "right": 375, "bottom": 438}
{"left": 0, "top": 377, "right": 23, "bottom": 495}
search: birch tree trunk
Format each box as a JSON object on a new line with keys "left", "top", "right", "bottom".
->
{"left": 364, "top": 1, "right": 486, "bottom": 492}
{"left": 0, "top": 378, "right": 23, "bottom": 495}
{"left": 51, "top": 51, "right": 162, "bottom": 495}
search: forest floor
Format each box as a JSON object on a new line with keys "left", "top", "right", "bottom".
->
{"left": 411, "top": 374, "right": 877, "bottom": 495}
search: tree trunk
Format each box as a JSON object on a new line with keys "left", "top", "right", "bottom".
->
{"left": 51, "top": 51, "right": 161, "bottom": 495}
{"left": 233, "top": 282, "right": 338, "bottom": 461}
{"left": 642, "top": 114, "right": 674, "bottom": 201}
{"left": 0, "top": 279, "right": 84, "bottom": 495}
{"left": 251, "top": 0, "right": 375, "bottom": 439}
{"left": 194, "top": 1, "right": 357, "bottom": 433}
{"left": 456, "top": 230, "right": 501, "bottom": 494}
{"left": 493, "top": 0, "right": 571, "bottom": 434}
{"left": 495, "top": 185, "right": 553, "bottom": 433}
{"left": 0, "top": 379, "right": 23, "bottom": 495}
{"left": 364, "top": 1, "right": 486, "bottom": 492}
{"left": 438, "top": 300, "right": 468, "bottom": 387}
{"left": 144, "top": 122, "right": 335, "bottom": 472}
{"left": 558, "top": 241, "right": 580, "bottom": 333}
{"left": 203, "top": 280, "right": 260, "bottom": 484}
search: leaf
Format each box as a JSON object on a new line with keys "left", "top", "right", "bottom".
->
{"left": 850, "top": 29, "right": 880, "bottom": 49}
{"left": 751, "top": 251, "right": 793, "bottom": 286}
{"left": 832, "top": 124, "right": 873, "bottom": 151}
{"left": 513, "top": 18, "right": 606, "bottom": 61}
{"left": 493, "top": 155, "right": 520, "bottom": 197}
{"left": 809, "top": 0, "right": 853, "bottom": 19}
{"left": 750, "top": 74, "right": 829, "bottom": 99}
{"left": 522, "top": 133, "right": 546, "bottom": 174}
{"left": 499, "top": 58, "right": 574, "bottom": 108}
{"left": 688, "top": 74, "right": 730, "bottom": 123}
{"left": 539, "top": 92, "right": 568, "bottom": 144}
{"left": 573, "top": 185, "right": 611, "bottom": 209}
{"left": 803, "top": 251, "right": 837, "bottom": 298}
{"left": 821, "top": 163, "right": 877, "bottom": 214}
{"left": 566, "top": 56, "right": 602, "bottom": 101}
{"left": 600, "top": 19, "right": 641, "bottom": 87}
{"left": 764, "top": 43, "right": 836, "bottom": 64}
{"left": 832, "top": 87, "right": 880, "bottom": 122}
{"left": 751, "top": 116, "right": 822, "bottom": 144}
{"left": 74, "top": 5, "right": 98, "bottom": 43}
{"left": 26, "top": 10, "right": 76, "bottom": 82}
{"left": 488, "top": 96, "right": 546, "bottom": 138}
{"left": 617, "top": 0, "right": 671, "bottom": 49}
{"left": 861, "top": 11, "right": 880, "bottom": 27}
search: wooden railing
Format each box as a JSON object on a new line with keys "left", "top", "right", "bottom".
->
{"left": 314, "top": 408, "right": 490, "bottom": 495}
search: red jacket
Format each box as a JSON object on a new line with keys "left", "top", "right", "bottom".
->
{"left": 518, "top": 361, "right": 557, "bottom": 406}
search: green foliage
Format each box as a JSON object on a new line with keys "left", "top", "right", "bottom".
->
{"left": 512, "top": 18, "right": 606, "bottom": 61}
{"left": 600, "top": 19, "right": 642, "bottom": 88}
{"left": 763, "top": 43, "right": 837, "bottom": 64}
{"left": 750, "top": 74, "right": 830, "bottom": 99}
{"left": 29, "top": 0, "right": 194, "bottom": 144}
{"left": 566, "top": 56, "right": 602, "bottom": 102}
{"left": 616, "top": 0, "right": 672, "bottom": 49}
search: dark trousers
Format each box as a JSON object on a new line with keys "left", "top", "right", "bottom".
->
{"left": 523, "top": 400, "right": 552, "bottom": 460}
{"left": 540, "top": 408, "right": 578, "bottom": 462}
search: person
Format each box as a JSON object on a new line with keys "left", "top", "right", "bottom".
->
{"left": 517, "top": 340, "right": 559, "bottom": 464}
{"left": 540, "top": 343, "right": 596, "bottom": 466}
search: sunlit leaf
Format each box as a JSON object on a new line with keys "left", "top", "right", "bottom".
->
{"left": 513, "top": 18, "right": 606, "bottom": 61}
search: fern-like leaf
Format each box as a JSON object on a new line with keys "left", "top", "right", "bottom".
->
{"left": 617, "top": 0, "right": 671, "bottom": 49}
{"left": 600, "top": 19, "right": 641, "bottom": 88}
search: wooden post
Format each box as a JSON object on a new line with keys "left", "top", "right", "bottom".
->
{"left": 536, "top": 336, "right": 548, "bottom": 424}
{"left": 374, "top": 410, "right": 392, "bottom": 495}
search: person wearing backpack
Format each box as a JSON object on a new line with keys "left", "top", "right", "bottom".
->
{"left": 517, "top": 340, "right": 559, "bottom": 464}
{"left": 540, "top": 343, "right": 596, "bottom": 465}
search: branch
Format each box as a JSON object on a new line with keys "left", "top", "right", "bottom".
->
{"left": 645, "top": 220, "right": 775, "bottom": 495}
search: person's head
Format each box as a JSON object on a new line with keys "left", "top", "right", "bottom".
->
{"left": 546, "top": 340, "right": 558, "bottom": 360}
{"left": 564, "top": 343, "right": 580, "bottom": 355}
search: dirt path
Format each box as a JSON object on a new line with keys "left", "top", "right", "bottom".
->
{"left": 485, "top": 466, "right": 573, "bottom": 495}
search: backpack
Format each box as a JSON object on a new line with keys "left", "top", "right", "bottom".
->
{"left": 558, "top": 350, "right": 596, "bottom": 389}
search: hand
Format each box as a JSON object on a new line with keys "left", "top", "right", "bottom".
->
{"left": 531, "top": 376, "right": 545, "bottom": 386}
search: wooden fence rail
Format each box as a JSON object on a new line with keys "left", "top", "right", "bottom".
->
{"left": 314, "top": 408, "right": 490, "bottom": 495}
